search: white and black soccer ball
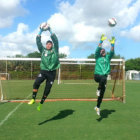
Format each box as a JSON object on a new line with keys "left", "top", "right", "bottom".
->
{"left": 39, "top": 22, "right": 50, "bottom": 31}
{"left": 108, "top": 18, "right": 117, "bottom": 27}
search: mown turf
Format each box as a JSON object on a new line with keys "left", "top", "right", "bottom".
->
{"left": 1, "top": 79, "right": 123, "bottom": 100}
{"left": 0, "top": 81, "right": 140, "bottom": 140}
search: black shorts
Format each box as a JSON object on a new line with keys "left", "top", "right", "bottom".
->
{"left": 94, "top": 74, "right": 107, "bottom": 84}
{"left": 34, "top": 70, "right": 56, "bottom": 87}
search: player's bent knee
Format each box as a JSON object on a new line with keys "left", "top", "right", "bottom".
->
{"left": 47, "top": 81, "right": 54, "bottom": 85}
{"left": 33, "top": 82, "right": 40, "bottom": 89}
{"left": 43, "top": 95, "right": 47, "bottom": 98}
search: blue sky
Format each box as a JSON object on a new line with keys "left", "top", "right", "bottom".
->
{"left": 0, "top": 0, "right": 140, "bottom": 60}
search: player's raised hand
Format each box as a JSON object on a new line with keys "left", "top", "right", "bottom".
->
{"left": 109, "top": 36, "right": 115, "bottom": 45}
{"left": 40, "top": 22, "right": 50, "bottom": 31}
{"left": 38, "top": 22, "right": 50, "bottom": 36}
{"left": 100, "top": 34, "right": 107, "bottom": 42}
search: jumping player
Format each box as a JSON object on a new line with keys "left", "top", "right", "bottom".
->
{"left": 94, "top": 34, "right": 115, "bottom": 115}
{"left": 28, "top": 24, "right": 60, "bottom": 111}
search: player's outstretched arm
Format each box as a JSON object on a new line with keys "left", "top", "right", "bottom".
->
{"left": 48, "top": 26, "right": 59, "bottom": 53}
{"left": 95, "top": 34, "right": 107, "bottom": 59}
{"left": 99, "top": 34, "right": 107, "bottom": 47}
{"left": 108, "top": 36, "right": 115, "bottom": 59}
{"left": 36, "top": 28, "right": 44, "bottom": 53}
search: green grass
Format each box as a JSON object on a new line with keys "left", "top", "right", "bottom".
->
{"left": 0, "top": 81, "right": 140, "bottom": 140}
{"left": 1, "top": 79, "right": 123, "bottom": 100}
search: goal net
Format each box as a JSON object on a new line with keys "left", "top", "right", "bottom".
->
{"left": 0, "top": 58, "right": 125, "bottom": 102}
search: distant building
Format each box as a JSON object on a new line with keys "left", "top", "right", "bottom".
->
{"left": 126, "top": 70, "right": 140, "bottom": 80}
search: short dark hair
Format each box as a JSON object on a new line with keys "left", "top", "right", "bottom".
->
{"left": 101, "top": 48, "right": 105, "bottom": 51}
{"left": 46, "top": 40, "right": 52, "bottom": 44}
{"left": 100, "top": 48, "right": 105, "bottom": 55}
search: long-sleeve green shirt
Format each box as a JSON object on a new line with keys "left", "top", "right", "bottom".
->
{"left": 36, "top": 33, "right": 60, "bottom": 71}
{"left": 94, "top": 47, "right": 114, "bottom": 75}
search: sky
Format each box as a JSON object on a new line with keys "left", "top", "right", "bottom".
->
{"left": 0, "top": 0, "right": 140, "bottom": 60}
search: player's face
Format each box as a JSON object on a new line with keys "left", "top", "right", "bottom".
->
{"left": 46, "top": 43, "right": 52, "bottom": 50}
{"left": 100, "top": 49, "right": 106, "bottom": 57}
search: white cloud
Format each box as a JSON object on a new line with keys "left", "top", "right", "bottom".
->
{"left": 1, "top": 0, "right": 140, "bottom": 57}
{"left": 117, "top": 0, "right": 140, "bottom": 28}
{"left": 0, "top": 23, "right": 37, "bottom": 57}
{"left": 48, "top": 13, "right": 73, "bottom": 40}
{"left": 0, "top": 0, "right": 27, "bottom": 28}
{"left": 59, "top": 46, "right": 70, "bottom": 56}
{"left": 0, "top": 23, "right": 69, "bottom": 57}
{"left": 47, "top": 0, "right": 140, "bottom": 47}
{"left": 121, "top": 24, "right": 140, "bottom": 41}
{"left": 72, "top": 23, "right": 106, "bottom": 42}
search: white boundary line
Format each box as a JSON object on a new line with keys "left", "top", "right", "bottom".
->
{"left": 0, "top": 93, "right": 31, "bottom": 127}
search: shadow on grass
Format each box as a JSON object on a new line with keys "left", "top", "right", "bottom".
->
{"left": 96, "top": 109, "right": 116, "bottom": 122}
{"left": 38, "top": 109, "right": 75, "bottom": 125}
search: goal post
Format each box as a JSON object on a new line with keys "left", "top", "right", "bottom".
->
{"left": 58, "top": 58, "right": 125, "bottom": 102}
{"left": 0, "top": 77, "right": 3, "bottom": 101}
{"left": 0, "top": 58, "right": 125, "bottom": 102}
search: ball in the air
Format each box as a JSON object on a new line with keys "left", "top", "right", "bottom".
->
{"left": 40, "top": 22, "right": 49, "bottom": 31}
{"left": 108, "top": 18, "right": 117, "bottom": 27}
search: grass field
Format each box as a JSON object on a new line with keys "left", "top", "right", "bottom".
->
{"left": 0, "top": 80, "right": 140, "bottom": 140}
{"left": 1, "top": 79, "right": 123, "bottom": 100}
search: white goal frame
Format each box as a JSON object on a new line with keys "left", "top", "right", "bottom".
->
{"left": 58, "top": 58, "right": 124, "bottom": 84}
{"left": 0, "top": 58, "right": 125, "bottom": 103}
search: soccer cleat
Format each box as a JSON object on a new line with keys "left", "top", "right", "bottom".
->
{"left": 28, "top": 99, "right": 35, "bottom": 105}
{"left": 96, "top": 89, "right": 100, "bottom": 96}
{"left": 37, "top": 103, "right": 42, "bottom": 111}
{"left": 94, "top": 106, "right": 100, "bottom": 116}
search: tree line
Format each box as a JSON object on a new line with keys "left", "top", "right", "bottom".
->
{"left": 13, "top": 51, "right": 67, "bottom": 58}
{"left": 6, "top": 51, "right": 140, "bottom": 71}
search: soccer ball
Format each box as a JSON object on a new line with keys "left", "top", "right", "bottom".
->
{"left": 39, "top": 22, "right": 49, "bottom": 31}
{"left": 108, "top": 18, "right": 117, "bottom": 27}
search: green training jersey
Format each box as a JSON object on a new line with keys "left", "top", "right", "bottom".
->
{"left": 94, "top": 47, "right": 114, "bottom": 75}
{"left": 36, "top": 33, "right": 60, "bottom": 71}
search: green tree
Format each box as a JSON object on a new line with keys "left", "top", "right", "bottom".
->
{"left": 15, "top": 54, "right": 25, "bottom": 58}
{"left": 125, "top": 58, "right": 140, "bottom": 71}
{"left": 59, "top": 53, "right": 67, "bottom": 58}
{"left": 87, "top": 53, "right": 95, "bottom": 58}
{"left": 27, "top": 51, "right": 41, "bottom": 58}
{"left": 87, "top": 53, "right": 124, "bottom": 59}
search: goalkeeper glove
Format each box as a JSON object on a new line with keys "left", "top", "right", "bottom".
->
{"left": 109, "top": 36, "right": 115, "bottom": 47}
{"left": 38, "top": 23, "right": 50, "bottom": 35}
{"left": 100, "top": 34, "right": 107, "bottom": 43}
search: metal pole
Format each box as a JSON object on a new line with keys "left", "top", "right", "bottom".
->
{"left": 6, "top": 60, "right": 7, "bottom": 79}
{"left": 31, "top": 61, "right": 33, "bottom": 80}
{"left": 122, "top": 60, "right": 126, "bottom": 103}
{"left": 6, "top": 60, "right": 7, "bottom": 73}
{"left": 0, "top": 75, "right": 3, "bottom": 101}
{"left": 80, "top": 64, "right": 82, "bottom": 79}
{"left": 58, "top": 67, "right": 61, "bottom": 85}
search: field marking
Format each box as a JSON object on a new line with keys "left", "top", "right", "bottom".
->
{"left": 0, "top": 93, "right": 31, "bottom": 127}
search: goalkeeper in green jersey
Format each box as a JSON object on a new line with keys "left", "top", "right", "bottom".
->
{"left": 94, "top": 34, "right": 115, "bottom": 116}
{"left": 28, "top": 24, "right": 60, "bottom": 111}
